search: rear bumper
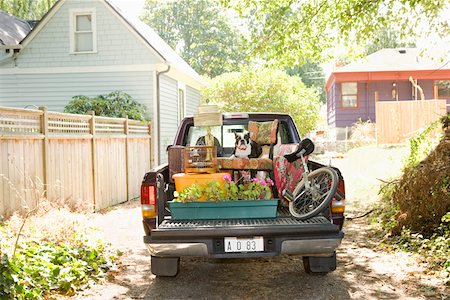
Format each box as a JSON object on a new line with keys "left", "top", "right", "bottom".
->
{"left": 144, "top": 233, "right": 343, "bottom": 258}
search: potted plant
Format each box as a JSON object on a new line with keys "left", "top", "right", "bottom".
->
{"left": 169, "top": 174, "right": 278, "bottom": 220}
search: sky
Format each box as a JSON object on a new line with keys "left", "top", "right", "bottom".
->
{"left": 110, "top": 0, "right": 146, "bottom": 18}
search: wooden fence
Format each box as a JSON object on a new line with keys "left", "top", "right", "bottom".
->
{"left": 376, "top": 99, "right": 447, "bottom": 144}
{"left": 0, "top": 106, "right": 151, "bottom": 217}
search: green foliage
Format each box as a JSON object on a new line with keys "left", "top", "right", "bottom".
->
{"left": 392, "top": 117, "right": 450, "bottom": 234}
{"left": 173, "top": 176, "right": 273, "bottom": 202}
{"left": 392, "top": 213, "right": 450, "bottom": 282}
{"left": 142, "top": 0, "right": 248, "bottom": 78}
{"left": 0, "top": 0, "right": 57, "bottom": 19}
{"left": 0, "top": 234, "right": 115, "bottom": 299}
{"left": 64, "top": 91, "right": 149, "bottom": 121}
{"left": 376, "top": 180, "right": 401, "bottom": 232}
{"left": 223, "top": 0, "right": 449, "bottom": 65}
{"left": 204, "top": 181, "right": 226, "bottom": 201}
{"left": 364, "top": 26, "right": 416, "bottom": 55}
{"left": 202, "top": 67, "right": 320, "bottom": 135}
{"left": 286, "top": 62, "right": 326, "bottom": 103}
{"left": 406, "top": 119, "right": 441, "bottom": 169}
{"left": 174, "top": 184, "right": 204, "bottom": 203}
{"left": 374, "top": 114, "right": 450, "bottom": 281}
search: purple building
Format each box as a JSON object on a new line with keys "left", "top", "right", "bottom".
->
{"left": 325, "top": 48, "right": 450, "bottom": 138}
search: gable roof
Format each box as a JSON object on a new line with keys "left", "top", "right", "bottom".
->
{"left": 0, "top": 10, "right": 32, "bottom": 46}
{"left": 325, "top": 48, "right": 450, "bottom": 91}
{"left": 336, "top": 48, "right": 449, "bottom": 73}
{"left": 15, "top": 0, "right": 203, "bottom": 84}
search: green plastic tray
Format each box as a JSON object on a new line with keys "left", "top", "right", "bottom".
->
{"left": 168, "top": 199, "right": 279, "bottom": 220}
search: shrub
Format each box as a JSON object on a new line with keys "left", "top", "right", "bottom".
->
{"left": 350, "top": 118, "right": 376, "bottom": 145}
{"left": 0, "top": 207, "right": 118, "bottom": 299}
{"left": 390, "top": 114, "right": 450, "bottom": 235}
{"left": 375, "top": 114, "right": 450, "bottom": 282}
{"left": 64, "top": 91, "right": 149, "bottom": 121}
{"left": 201, "top": 67, "right": 320, "bottom": 135}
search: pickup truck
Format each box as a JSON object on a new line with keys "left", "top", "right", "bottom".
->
{"left": 141, "top": 113, "right": 345, "bottom": 276}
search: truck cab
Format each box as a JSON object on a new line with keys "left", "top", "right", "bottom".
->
{"left": 141, "top": 113, "right": 345, "bottom": 276}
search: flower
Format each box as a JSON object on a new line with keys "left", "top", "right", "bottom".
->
{"left": 223, "top": 174, "right": 232, "bottom": 183}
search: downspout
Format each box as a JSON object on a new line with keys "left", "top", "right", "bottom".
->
{"left": 155, "top": 64, "right": 171, "bottom": 165}
{"left": 0, "top": 46, "right": 21, "bottom": 63}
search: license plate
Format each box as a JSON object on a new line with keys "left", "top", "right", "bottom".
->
{"left": 224, "top": 236, "right": 264, "bottom": 253}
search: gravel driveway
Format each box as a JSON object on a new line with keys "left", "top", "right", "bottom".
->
{"left": 76, "top": 146, "right": 449, "bottom": 299}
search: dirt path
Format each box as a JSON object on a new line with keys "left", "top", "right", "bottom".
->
{"left": 76, "top": 146, "right": 449, "bottom": 300}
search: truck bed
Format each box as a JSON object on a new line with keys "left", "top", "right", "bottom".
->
{"left": 152, "top": 208, "right": 340, "bottom": 238}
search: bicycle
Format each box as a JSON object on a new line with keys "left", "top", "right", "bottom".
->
{"left": 282, "top": 138, "right": 339, "bottom": 220}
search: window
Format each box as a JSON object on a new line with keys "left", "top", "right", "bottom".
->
{"left": 178, "top": 88, "right": 185, "bottom": 123}
{"left": 70, "top": 9, "right": 97, "bottom": 53}
{"left": 435, "top": 80, "right": 450, "bottom": 98}
{"left": 341, "top": 82, "right": 358, "bottom": 108}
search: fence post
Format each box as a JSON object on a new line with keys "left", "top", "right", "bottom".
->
{"left": 39, "top": 106, "right": 49, "bottom": 198}
{"left": 125, "top": 116, "right": 130, "bottom": 201}
{"left": 148, "top": 122, "right": 152, "bottom": 168}
{"left": 89, "top": 111, "right": 97, "bottom": 211}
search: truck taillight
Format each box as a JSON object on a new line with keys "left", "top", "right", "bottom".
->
{"left": 141, "top": 185, "right": 157, "bottom": 218}
{"left": 331, "top": 179, "right": 346, "bottom": 214}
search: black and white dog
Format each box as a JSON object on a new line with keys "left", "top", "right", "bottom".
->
{"left": 233, "top": 132, "right": 262, "bottom": 158}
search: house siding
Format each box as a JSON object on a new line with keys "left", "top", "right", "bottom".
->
{"left": 186, "top": 85, "right": 201, "bottom": 116}
{"left": 332, "top": 79, "right": 440, "bottom": 127}
{"left": 0, "top": 71, "right": 154, "bottom": 120}
{"left": 159, "top": 74, "right": 178, "bottom": 164}
{"left": 327, "top": 85, "right": 336, "bottom": 126}
{"left": 333, "top": 82, "right": 371, "bottom": 127}
{"left": 12, "top": 0, "right": 161, "bottom": 68}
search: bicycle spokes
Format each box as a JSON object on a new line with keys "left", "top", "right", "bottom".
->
{"left": 288, "top": 167, "right": 339, "bottom": 220}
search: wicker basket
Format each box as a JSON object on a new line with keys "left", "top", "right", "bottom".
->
{"left": 184, "top": 146, "right": 217, "bottom": 173}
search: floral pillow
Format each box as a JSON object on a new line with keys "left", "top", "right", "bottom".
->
{"left": 273, "top": 144, "right": 306, "bottom": 204}
{"left": 248, "top": 119, "right": 279, "bottom": 145}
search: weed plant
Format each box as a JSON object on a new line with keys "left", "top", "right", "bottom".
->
{"left": 375, "top": 113, "right": 450, "bottom": 283}
{"left": 0, "top": 169, "right": 118, "bottom": 299}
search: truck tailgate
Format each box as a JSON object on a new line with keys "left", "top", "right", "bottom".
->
{"left": 150, "top": 215, "right": 340, "bottom": 238}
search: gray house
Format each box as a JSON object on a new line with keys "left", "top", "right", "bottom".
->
{"left": 0, "top": 0, "right": 204, "bottom": 165}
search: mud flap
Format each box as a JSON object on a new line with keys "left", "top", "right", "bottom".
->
{"left": 303, "top": 252, "right": 337, "bottom": 273}
{"left": 151, "top": 256, "right": 180, "bottom": 277}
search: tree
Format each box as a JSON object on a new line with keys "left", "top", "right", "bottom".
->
{"left": 365, "top": 26, "right": 416, "bottom": 55}
{"left": 0, "top": 0, "right": 57, "bottom": 20}
{"left": 202, "top": 68, "right": 320, "bottom": 135}
{"left": 141, "top": 0, "right": 248, "bottom": 78}
{"left": 286, "top": 62, "right": 326, "bottom": 103}
{"left": 64, "top": 91, "right": 150, "bottom": 121}
{"left": 223, "top": 0, "right": 449, "bottom": 66}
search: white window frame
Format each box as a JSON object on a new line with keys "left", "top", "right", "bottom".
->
{"left": 178, "top": 82, "right": 186, "bottom": 123}
{"left": 69, "top": 8, "right": 97, "bottom": 54}
{"left": 341, "top": 82, "right": 358, "bottom": 108}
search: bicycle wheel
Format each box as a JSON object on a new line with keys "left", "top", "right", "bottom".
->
{"left": 289, "top": 167, "right": 339, "bottom": 220}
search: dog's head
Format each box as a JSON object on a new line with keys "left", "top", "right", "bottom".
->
{"left": 234, "top": 132, "right": 250, "bottom": 149}
{"left": 234, "top": 132, "right": 252, "bottom": 158}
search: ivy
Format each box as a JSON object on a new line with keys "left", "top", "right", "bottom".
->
{"left": 0, "top": 234, "right": 116, "bottom": 299}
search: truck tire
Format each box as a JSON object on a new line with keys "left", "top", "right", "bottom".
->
{"left": 303, "top": 252, "right": 336, "bottom": 274}
{"left": 151, "top": 256, "right": 180, "bottom": 277}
